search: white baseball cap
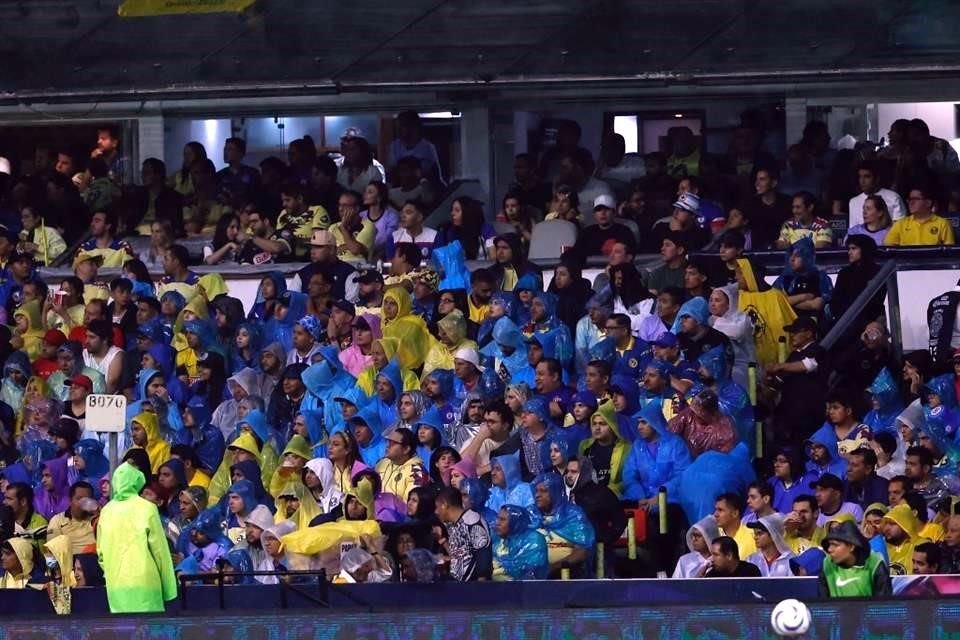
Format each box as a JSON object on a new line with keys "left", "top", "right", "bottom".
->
{"left": 593, "top": 194, "right": 616, "bottom": 211}
{"left": 453, "top": 347, "right": 484, "bottom": 372}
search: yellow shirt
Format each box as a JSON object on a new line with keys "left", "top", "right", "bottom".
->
{"left": 329, "top": 219, "right": 375, "bottom": 263}
{"left": 884, "top": 214, "right": 955, "bottom": 246}
{"left": 467, "top": 295, "right": 489, "bottom": 324}
{"left": 784, "top": 526, "right": 826, "bottom": 555}
{"left": 45, "top": 513, "right": 97, "bottom": 555}
{"left": 277, "top": 205, "right": 332, "bottom": 257}
{"left": 723, "top": 523, "right": 757, "bottom": 559}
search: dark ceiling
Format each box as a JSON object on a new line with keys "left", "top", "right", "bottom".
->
{"left": 2, "top": 0, "right": 959, "bottom": 100}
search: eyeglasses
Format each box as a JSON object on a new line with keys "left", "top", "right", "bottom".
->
{"left": 386, "top": 439, "right": 403, "bottom": 447}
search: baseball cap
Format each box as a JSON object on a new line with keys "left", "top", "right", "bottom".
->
{"left": 65, "top": 374, "right": 93, "bottom": 391}
{"left": 44, "top": 329, "right": 67, "bottom": 347}
{"left": 651, "top": 332, "right": 679, "bottom": 348}
{"left": 672, "top": 192, "right": 701, "bottom": 214}
{"left": 309, "top": 229, "right": 336, "bottom": 247}
{"left": 341, "top": 127, "right": 366, "bottom": 141}
{"left": 356, "top": 269, "right": 384, "bottom": 285}
{"left": 809, "top": 473, "right": 843, "bottom": 491}
{"left": 593, "top": 194, "right": 616, "bottom": 211}
{"left": 332, "top": 300, "right": 356, "bottom": 316}
{"left": 745, "top": 520, "right": 769, "bottom": 533}
{"left": 784, "top": 316, "right": 818, "bottom": 334}
{"left": 453, "top": 347, "right": 484, "bottom": 372}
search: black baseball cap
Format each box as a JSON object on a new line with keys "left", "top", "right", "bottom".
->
{"left": 809, "top": 473, "right": 843, "bottom": 491}
{"left": 356, "top": 269, "right": 384, "bottom": 285}
{"left": 332, "top": 299, "right": 356, "bottom": 316}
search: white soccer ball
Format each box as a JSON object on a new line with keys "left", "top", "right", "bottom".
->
{"left": 770, "top": 598, "right": 811, "bottom": 637}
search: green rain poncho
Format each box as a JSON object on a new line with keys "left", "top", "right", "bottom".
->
{"left": 96, "top": 463, "right": 177, "bottom": 613}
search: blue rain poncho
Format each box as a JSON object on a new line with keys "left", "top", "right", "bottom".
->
{"left": 298, "top": 409, "right": 328, "bottom": 458}
{"left": 414, "top": 406, "right": 445, "bottom": 464}
{"left": 863, "top": 368, "right": 904, "bottom": 434}
{"left": 477, "top": 292, "right": 517, "bottom": 346}
{"left": 330, "top": 387, "right": 371, "bottom": 435}
{"left": 805, "top": 421, "right": 858, "bottom": 479}
{"left": 431, "top": 240, "right": 471, "bottom": 290}
{"left": 530, "top": 291, "right": 573, "bottom": 367}
{"left": 460, "top": 477, "right": 497, "bottom": 532}
{"left": 0, "top": 351, "right": 30, "bottom": 412}
{"left": 480, "top": 317, "right": 531, "bottom": 383}
{"left": 230, "top": 322, "right": 265, "bottom": 373}
{"left": 532, "top": 472, "right": 595, "bottom": 551}
{"left": 671, "top": 296, "right": 710, "bottom": 334}
{"left": 372, "top": 359, "right": 403, "bottom": 429}
{"left": 695, "top": 345, "right": 755, "bottom": 455}
{"left": 301, "top": 350, "right": 356, "bottom": 446}
{"left": 221, "top": 549, "right": 257, "bottom": 584}
{"left": 347, "top": 406, "right": 387, "bottom": 468}
{"left": 772, "top": 236, "right": 833, "bottom": 305}
{"left": 176, "top": 506, "right": 231, "bottom": 567}
{"left": 228, "top": 460, "right": 273, "bottom": 511}
{"left": 675, "top": 443, "right": 755, "bottom": 524}
{"left": 622, "top": 403, "right": 693, "bottom": 501}
{"left": 492, "top": 505, "right": 548, "bottom": 581}
{"left": 920, "top": 374, "right": 960, "bottom": 477}
{"left": 73, "top": 439, "right": 110, "bottom": 495}
{"left": 488, "top": 452, "right": 536, "bottom": 514}
{"left": 264, "top": 291, "right": 307, "bottom": 353}
{"left": 248, "top": 272, "right": 287, "bottom": 322}
{"left": 176, "top": 395, "right": 227, "bottom": 474}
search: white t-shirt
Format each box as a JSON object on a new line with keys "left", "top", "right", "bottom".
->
{"left": 83, "top": 346, "right": 122, "bottom": 378}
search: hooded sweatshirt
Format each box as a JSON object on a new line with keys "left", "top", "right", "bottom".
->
{"left": 672, "top": 514, "right": 720, "bottom": 578}
{"left": 14, "top": 300, "right": 45, "bottom": 361}
{"left": 97, "top": 463, "right": 177, "bottom": 612}
{"left": 129, "top": 411, "right": 170, "bottom": 475}
{"left": 578, "top": 401, "right": 629, "bottom": 496}
{"left": 745, "top": 513, "right": 795, "bottom": 576}
{"left": 882, "top": 503, "right": 926, "bottom": 575}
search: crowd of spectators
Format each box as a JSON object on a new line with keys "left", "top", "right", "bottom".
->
{"left": 0, "top": 109, "right": 959, "bottom": 612}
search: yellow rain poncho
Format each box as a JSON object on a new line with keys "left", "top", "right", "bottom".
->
{"left": 274, "top": 480, "right": 322, "bottom": 529}
{"left": 381, "top": 287, "right": 431, "bottom": 370}
{"left": 735, "top": 258, "right": 797, "bottom": 366}
{"left": 281, "top": 475, "right": 380, "bottom": 564}
{"left": 356, "top": 337, "right": 420, "bottom": 397}
{"left": 207, "top": 429, "right": 279, "bottom": 505}
{"left": 422, "top": 309, "right": 478, "bottom": 376}
{"left": 0, "top": 537, "right": 39, "bottom": 589}
{"left": 197, "top": 273, "right": 229, "bottom": 302}
{"left": 13, "top": 300, "right": 46, "bottom": 361}
{"left": 96, "top": 463, "right": 177, "bottom": 613}
{"left": 172, "top": 296, "right": 210, "bottom": 356}
{"left": 128, "top": 412, "right": 171, "bottom": 475}
{"left": 268, "top": 435, "right": 312, "bottom": 497}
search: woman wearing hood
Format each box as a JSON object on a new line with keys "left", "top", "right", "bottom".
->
{"left": 248, "top": 272, "right": 287, "bottom": 323}
{"left": 863, "top": 368, "right": 905, "bottom": 435}
{"left": 175, "top": 506, "right": 232, "bottom": 576}
{"left": 97, "top": 462, "right": 177, "bottom": 612}
{"left": 772, "top": 236, "right": 833, "bottom": 323}
{"left": 745, "top": 512, "right": 796, "bottom": 576}
{"left": 708, "top": 284, "right": 755, "bottom": 389}
{"left": 0, "top": 536, "right": 45, "bottom": 589}
{"left": 177, "top": 396, "right": 226, "bottom": 481}
{"left": 492, "top": 504, "right": 548, "bottom": 581}
{"left": 264, "top": 291, "right": 308, "bottom": 354}
{"left": 578, "top": 401, "right": 629, "bottom": 497}
{"left": 339, "top": 313, "right": 381, "bottom": 378}
{"left": 11, "top": 299, "right": 45, "bottom": 361}
{"left": 476, "top": 291, "right": 518, "bottom": 349}
{"left": 733, "top": 257, "right": 796, "bottom": 366}
{"left": 672, "top": 515, "right": 720, "bottom": 578}
{"left": 34, "top": 455, "right": 72, "bottom": 520}
{"left": 1, "top": 351, "right": 30, "bottom": 413}
{"left": 268, "top": 435, "right": 312, "bottom": 497}
{"left": 487, "top": 452, "right": 536, "bottom": 514}
{"left": 381, "top": 287, "right": 432, "bottom": 372}
{"left": 829, "top": 234, "right": 885, "bottom": 338}
{"left": 124, "top": 369, "right": 184, "bottom": 452}
{"left": 356, "top": 338, "right": 420, "bottom": 398}
{"left": 211, "top": 366, "right": 260, "bottom": 439}
{"left": 230, "top": 322, "right": 265, "bottom": 374}
{"left": 141, "top": 342, "right": 189, "bottom": 406}
{"left": 413, "top": 405, "right": 446, "bottom": 465}
{"left": 423, "top": 309, "right": 478, "bottom": 376}
{"left": 303, "top": 457, "right": 344, "bottom": 516}
{"left": 72, "top": 438, "right": 111, "bottom": 493}
{"left": 623, "top": 403, "right": 692, "bottom": 503}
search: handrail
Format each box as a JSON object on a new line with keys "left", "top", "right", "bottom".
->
{"left": 820, "top": 259, "right": 898, "bottom": 351}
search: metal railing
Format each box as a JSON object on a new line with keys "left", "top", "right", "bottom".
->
{"left": 820, "top": 259, "right": 900, "bottom": 358}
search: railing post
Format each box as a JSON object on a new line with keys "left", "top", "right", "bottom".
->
{"left": 887, "top": 267, "right": 903, "bottom": 363}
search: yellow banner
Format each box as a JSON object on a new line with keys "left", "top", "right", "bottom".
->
{"left": 118, "top": 0, "right": 255, "bottom": 17}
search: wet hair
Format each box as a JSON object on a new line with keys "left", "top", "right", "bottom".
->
{"left": 715, "top": 492, "right": 744, "bottom": 515}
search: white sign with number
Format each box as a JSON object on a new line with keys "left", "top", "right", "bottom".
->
{"left": 85, "top": 394, "right": 127, "bottom": 432}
